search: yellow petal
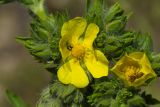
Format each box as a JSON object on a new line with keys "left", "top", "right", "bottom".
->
{"left": 140, "top": 53, "right": 152, "bottom": 68}
{"left": 111, "top": 54, "right": 140, "bottom": 80}
{"left": 61, "top": 17, "right": 87, "bottom": 43}
{"left": 84, "top": 50, "right": 108, "bottom": 78}
{"left": 129, "top": 52, "right": 156, "bottom": 74}
{"left": 132, "top": 65, "right": 157, "bottom": 87}
{"left": 57, "top": 59, "right": 89, "bottom": 88}
{"left": 83, "top": 23, "right": 99, "bottom": 49}
{"left": 128, "top": 52, "right": 146, "bottom": 63}
{"left": 60, "top": 17, "right": 87, "bottom": 61}
{"left": 112, "top": 52, "right": 157, "bottom": 87}
{"left": 59, "top": 38, "right": 71, "bottom": 62}
{"left": 128, "top": 52, "right": 144, "bottom": 60}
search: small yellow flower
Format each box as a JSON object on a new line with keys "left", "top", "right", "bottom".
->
{"left": 57, "top": 17, "right": 109, "bottom": 88}
{"left": 112, "top": 52, "right": 157, "bottom": 87}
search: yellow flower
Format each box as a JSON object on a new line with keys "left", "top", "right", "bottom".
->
{"left": 112, "top": 52, "right": 157, "bottom": 87}
{"left": 57, "top": 17, "right": 109, "bottom": 88}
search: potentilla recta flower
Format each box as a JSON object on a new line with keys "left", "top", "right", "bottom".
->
{"left": 112, "top": 52, "right": 157, "bottom": 87}
{"left": 57, "top": 17, "right": 109, "bottom": 88}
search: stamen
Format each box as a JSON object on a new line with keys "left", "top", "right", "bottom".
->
{"left": 71, "top": 44, "right": 85, "bottom": 59}
{"left": 124, "top": 66, "right": 143, "bottom": 83}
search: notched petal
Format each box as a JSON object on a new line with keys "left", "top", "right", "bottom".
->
{"left": 57, "top": 59, "right": 89, "bottom": 88}
{"left": 83, "top": 23, "right": 99, "bottom": 49}
{"left": 84, "top": 50, "right": 108, "bottom": 78}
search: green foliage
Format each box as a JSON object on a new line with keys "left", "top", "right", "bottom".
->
{"left": 105, "top": 3, "right": 129, "bottom": 33}
{"left": 141, "top": 92, "right": 160, "bottom": 105}
{"left": 16, "top": 0, "right": 68, "bottom": 72}
{"left": 6, "top": 90, "right": 28, "bottom": 107}
{"left": 150, "top": 53, "right": 160, "bottom": 76}
{"left": 105, "top": 3, "right": 124, "bottom": 23}
{"left": 94, "top": 2, "right": 154, "bottom": 64}
{"left": 127, "top": 95, "right": 146, "bottom": 107}
{"left": 85, "top": 0, "right": 107, "bottom": 29}
{"left": 2, "top": 0, "right": 160, "bottom": 107}
{"left": 95, "top": 31, "right": 135, "bottom": 60}
{"left": 88, "top": 78, "right": 151, "bottom": 107}
{"left": 133, "top": 32, "right": 153, "bottom": 52}
{"left": 94, "top": 2, "right": 134, "bottom": 61}
{"left": 37, "top": 86, "right": 64, "bottom": 107}
{"left": 37, "top": 81, "right": 88, "bottom": 107}
{"left": 88, "top": 78, "right": 123, "bottom": 107}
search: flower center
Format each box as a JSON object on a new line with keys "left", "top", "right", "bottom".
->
{"left": 71, "top": 44, "right": 85, "bottom": 59}
{"left": 124, "top": 66, "right": 144, "bottom": 83}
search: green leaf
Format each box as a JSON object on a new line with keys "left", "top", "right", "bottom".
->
{"left": 6, "top": 90, "right": 28, "bottom": 107}
{"left": 37, "top": 87, "right": 63, "bottom": 107}
{"left": 141, "top": 92, "right": 160, "bottom": 105}
{"left": 127, "top": 95, "right": 146, "bottom": 107}
{"left": 106, "top": 16, "right": 127, "bottom": 32}
{"left": 105, "top": 2, "right": 124, "bottom": 23}
{"left": 150, "top": 53, "right": 160, "bottom": 76}
{"left": 85, "top": 0, "right": 106, "bottom": 29}
{"left": 133, "top": 32, "right": 153, "bottom": 52}
{"left": 96, "top": 98, "right": 111, "bottom": 107}
{"left": 50, "top": 82, "right": 76, "bottom": 99}
{"left": 16, "top": 37, "right": 52, "bottom": 61}
{"left": 110, "top": 99, "right": 120, "bottom": 107}
{"left": 49, "top": 81, "right": 86, "bottom": 106}
{"left": 115, "top": 88, "right": 133, "bottom": 104}
{"left": 88, "top": 78, "right": 123, "bottom": 106}
{"left": 85, "top": 0, "right": 92, "bottom": 14}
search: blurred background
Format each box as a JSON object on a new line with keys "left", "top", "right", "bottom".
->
{"left": 0, "top": 0, "right": 160, "bottom": 106}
